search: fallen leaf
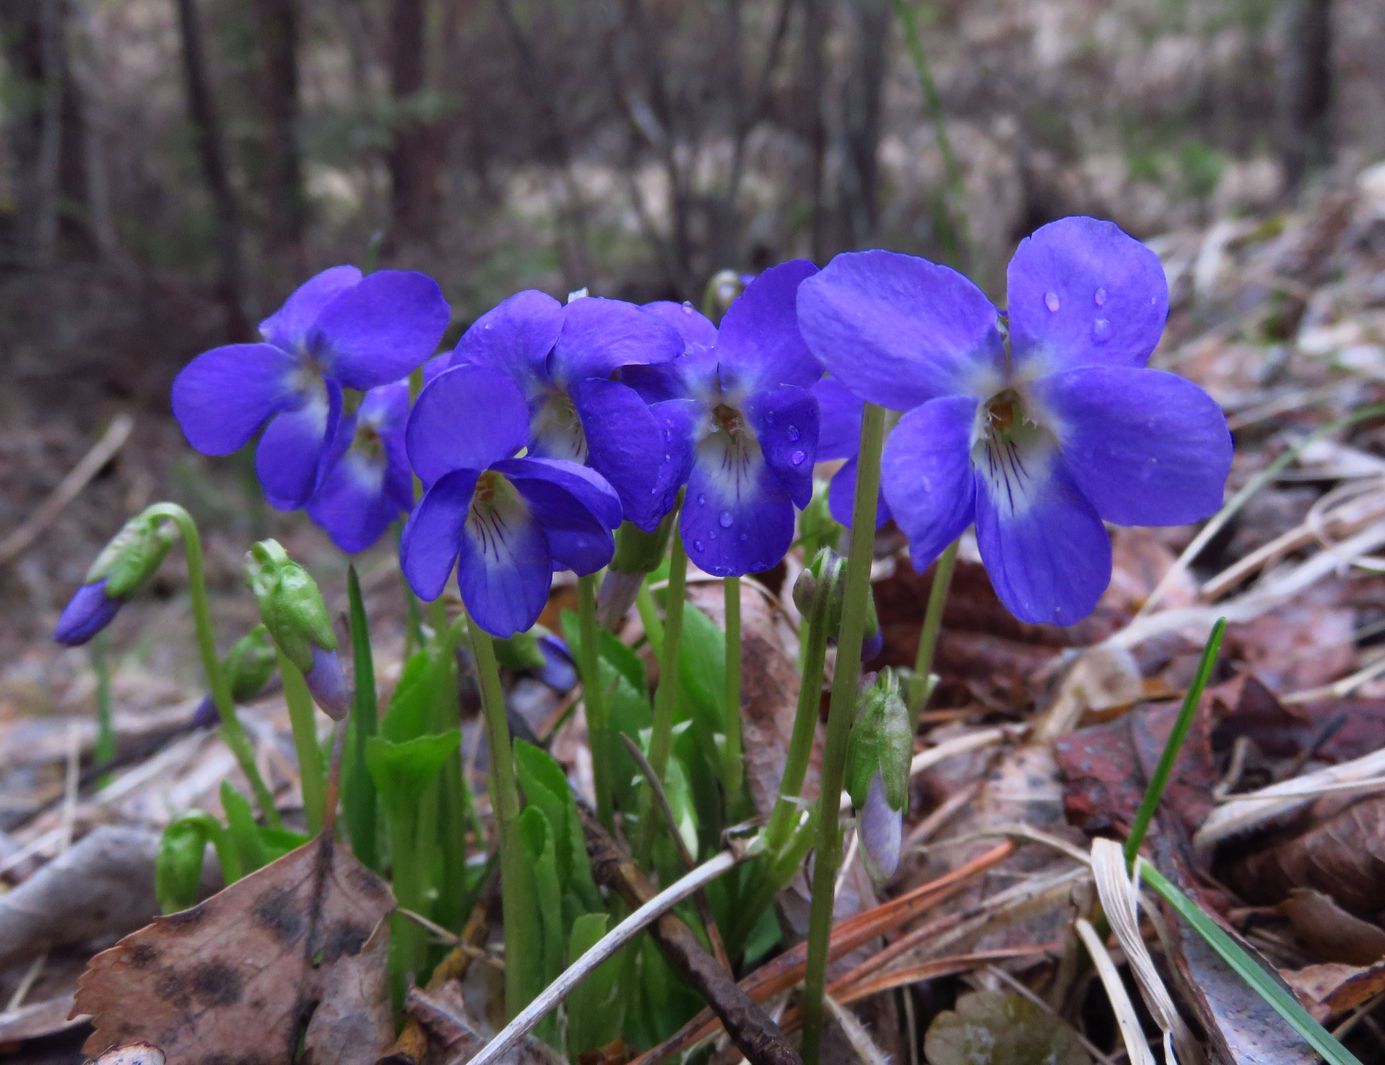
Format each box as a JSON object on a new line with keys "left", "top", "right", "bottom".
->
{"left": 1282, "top": 960, "right": 1385, "bottom": 1021}
{"left": 923, "top": 990, "right": 1090, "bottom": 1065}
{"left": 74, "top": 832, "right": 394, "bottom": 1064}
{"left": 1276, "top": 888, "right": 1385, "bottom": 965}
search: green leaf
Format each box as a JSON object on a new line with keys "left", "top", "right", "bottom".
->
{"left": 220, "top": 781, "right": 268, "bottom": 874}
{"left": 156, "top": 812, "right": 234, "bottom": 913}
{"left": 677, "top": 603, "right": 725, "bottom": 734}
{"left": 365, "top": 731, "right": 462, "bottom": 815}
{"left": 513, "top": 741, "right": 601, "bottom": 919}
{"left": 566, "top": 913, "right": 625, "bottom": 1054}
{"left": 925, "top": 991, "right": 1090, "bottom": 1065}
{"left": 494, "top": 629, "right": 548, "bottom": 673}
{"left": 1141, "top": 862, "right": 1363, "bottom": 1065}
{"left": 560, "top": 609, "right": 647, "bottom": 697}
{"left": 379, "top": 648, "right": 441, "bottom": 742}
{"left": 517, "top": 807, "right": 563, "bottom": 1047}
{"left": 343, "top": 565, "right": 380, "bottom": 871}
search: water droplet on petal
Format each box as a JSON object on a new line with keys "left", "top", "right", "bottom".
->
{"left": 790, "top": 449, "right": 805, "bottom": 466}
{"left": 718, "top": 511, "right": 733, "bottom": 529}
{"left": 1094, "top": 286, "right": 1108, "bottom": 306}
{"left": 693, "top": 539, "right": 705, "bottom": 552}
{"left": 708, "top": 530, "right": 718, "bottom": 541}
{"left": 1043, "top": 291, "right": 1061, "bottom": 313}
{"left": 663, "top": 427, "right": 672, "bottom": 442}
{"left": 1092, "top": 317, "right": 1112, "bottom": 343}
{"left": 787, "top": 425, "right": 801, "bottom": 441}
{"left": 697, "top": 493, "right": 707, "bottom": 506}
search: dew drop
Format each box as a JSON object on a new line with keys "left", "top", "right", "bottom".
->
{"left": 663, "top": 427, "right": 672, "bottom": 442}
{"left": 1093, "top": 286, "right": 1108, "bottom": 307}
{"left": 787, "top": 424, "right": 801, "bottom": 441}
{"left": 1043, "top": 291, "right": 1061, "bottom": 313}
{"left": 708, "top": 530, "right": 718, "bottom": 541}
{"left": 1092, "top": 317, "right": 1112, "bottom": 343}
{"left": 790, "top": 449, "right": 806, "bottom": 466}
{"left": 697, "top": 493, "right": 707, "bottom": 506}
{"left": 693, "top": 539, "right": 705, "bottom": 553}
{"left": 718, "top": 511, "right": 733, "bottom": 529}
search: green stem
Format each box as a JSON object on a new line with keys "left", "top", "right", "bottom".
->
{"left": 636, "top": 579, "right": 664, "bottom": 657}
{"left": 910, "top": 538, "right": 958, "bottom": 722}
{"left": 344, "top": 566, "right": 379, "bottom": 870}
{"left": 467, "top": 611, "right": 532, "bottom": 1020}
{"left": 722, "top": 576, "right": 744, "bottom": 812}
{"left": 276, "top": 647, "right": 326, "bottom": 834}
{"left": 1124, "top": 618, "right": 1227, "bottom": 868}
{"left": 637, "top": 522, "right": 689, "bottom": 863}
{"left": 577, "top": 573, "right": 615, "bottom": 829}
{"left": 142, "top": 503, "right": 280, "bottom": 828}
{"left": 91, "top": 632, "right": 115, "bottom": 768}
{"left": 800, "top": 404, "right": 886, "bottom": 1064}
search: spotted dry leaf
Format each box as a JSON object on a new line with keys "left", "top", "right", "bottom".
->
{"left": 73, "top": 833, "right": 394, "bottom": 1065}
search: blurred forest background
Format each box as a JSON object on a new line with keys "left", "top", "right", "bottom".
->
{"left": 1, "top": 0, "right": 1381, "bottom": 649}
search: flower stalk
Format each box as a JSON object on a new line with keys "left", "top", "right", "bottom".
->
{"left": 142, "top": 503, "right": 280, "bottom": 828}
{"left": 800, "top": 402, "right": 886, "bottom": 1063}
{"left": 722, "top": 575, "right": 744, "bottom": 812}
{"left": 910, "top": 537, "right": 958, "bottom": 721}
{"left": 276, "top": 647, "right": 327, "bottom": 834}
{"left": 577, "top": 572, "right": 615, "bottom": 829}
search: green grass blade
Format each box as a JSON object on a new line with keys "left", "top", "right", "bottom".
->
{"left": 1124, "top": 617, "right": 1226, "bottom": 867}
{"left": 1140, "top": 862, "right": 1362, "bottom": 1065}
{"left": 345, "top": 564, "right": 380, "bottom": 870}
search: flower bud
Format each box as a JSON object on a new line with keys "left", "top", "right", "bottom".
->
{"left": 845, "top": 669, "right": 911, "bottom": 811}
{"left": 703, "top": 269, "right": 748, "bottom": 320}
{"left": 192, "top": 625, "right": 278, "bottom": 728}
{"left": 55, "top": 512, "right": 177, "bottom": 646}
{"left": 244, "top": 539, "right": 337, "bottom": 672}
{"left": 858, "top": 771, "right": 902, "bottom": 880}
{"left": 598, "top": 514, "right": 676, "bottom": 626}
{"left": 304, "top": 644, "right": 350, "bottom": 721}
{"left": 535, "top": 634, "right": 577, "bottom": 691}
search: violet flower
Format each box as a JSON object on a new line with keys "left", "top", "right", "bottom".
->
{"left": 402, "top": 365, "right": 622, "bottom": 637}
{"left": 444, "top": 290, "right": 685, "bottom": 530}
{"left": 172, "top": 266, "right": 448, "bottom": 509}
{"left": 636, "top": 260, "right": 822, "bottom": 576}
{"left": 798, "top": 217, "right": 1232, "bottom": 624}
{"left": 53, "top": 579, "right": 122, "bottom": 646}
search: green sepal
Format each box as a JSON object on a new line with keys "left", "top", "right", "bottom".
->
{"left": 245, "top": 539, "right": 337, "bottom": 670}
{"left": 845, "top": 667, "right": 911, "bottom": 811}
{"left": 611, "top": 512, "right": 676, "bottom": 575}
{"left": 87, "top": 512, "right": 176, "bottom": 598}
{"left": 222, "top": 624, "right": 277, "bottom": 703}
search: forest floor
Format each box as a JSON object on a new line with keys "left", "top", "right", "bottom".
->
{"left": 1, "top": 163, "right": 1384, "bottom": 1063}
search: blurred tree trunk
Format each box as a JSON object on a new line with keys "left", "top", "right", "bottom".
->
{"left": 799, "top": 0, "right": 830, "bottom": 261}
{"left": 174, "top": 0, "right": 250, "bottom": 338}
{"left": 836, "top": 0, "right": 889, "bottom": 248}
{"left": 1278, "top": 0, "right": 1333, "bottom": 194}
{"left": 388, "top": 0, "right": 442, "bottom": 242}
{"left": 3, "top": 0, "right": 64, "bottom": 262}
{"left": 250, "top": 0, "right": 305, "bottom": 268}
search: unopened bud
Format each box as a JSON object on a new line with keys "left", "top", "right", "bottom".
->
{"left": 598, "top": 515, "right": 675, "bottom": 625}
{"left": 53, "top": 579, "right": 122, "bottom": 646}
{"left": 304, "top": 645, "right": 350, "bottom": 721}
{"left": 244, "top": 539, "right": 337, "bottom": 673}
{"left": 845, "top": 668, "right": 911, "bottom": 815}
{"left": 858, "top": 771, "right": 902, "bottom": 880}
{"left": 193, "top": 625, "right": 278, "bottom": 727}
{"left": 56, "top": 512, "right": 178, "bottom": 646}
{"left": 703, "top": 269, "right": 748, "bottom": 320}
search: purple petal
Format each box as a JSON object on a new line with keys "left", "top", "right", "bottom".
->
{"left": 457, "top": 477, "right": 553, "bottom": 638}
{"left": 494, "top": 456, "right": 619, "bottom": 575}
{"left": 715, "top": 260, "right": 821, "bottom": 393}
{"left": 1006, "top": 216, "right": 1168, "bottom": 374}
{"left": 573, "top": 378, "right": 685, "bottom": 530}
{"left": 171, "top": 343, "right": 301, "bottom": 455}
{"left": 401, "top": 468, "right": 481, "bottom": 601}
{"left": 255, "top": 379, "right": 343, "bottom": 509}
{"left": 449, "top": 289, "right": 562, "bottom": 392}
{"left": 974, "top": 447, "right": 1111, "bottom": 625}
{"left": 745, "top": 385, "right": 818, "bottom": 508}
{"left": 812, "top": 377, "right": 864, "bottom": 461}
{"left": 258, "top": 265, "right": 363, "bottom": 351}
{"left": 827, "top": 456, "right": 892, "bottom": 530}
{"left": 797, "top": 250, "right": 1004, "bottom": 410}
{"left": 859, "top": 771, "right": 902, "bottom": 881}
{"left": 536, "top": 634, "right": 578, "bottom": 690}
{"left": 54, "top": 579, "right": 121, "bottom": 646}
{"left": 644, "top": 300, "right": 718, "bottom": 349}
{"left": 305, "top": 645, "right": 350, "bottom": 720}
{"left": 406, "top": 365, "right": 530, "bottom": 486}
{"left": 549, "top": 298, "right": 682, "bottom": 385}
{"left": 682, "top": 435, "right": 795, "bottom": 576}
{"left": 307, "top": 450, "right": 404, "bottom": 553}
{"left": 356, "top": 378, "right": 412, "bottom": 434}
{"left": 1033, "top": 366, "right": 1231, "bottom": 526}
{"left": 310, "top": 269, "right": 450, "bottom": 390}
{"left": 880, "top": 396, "right": 978, "bottom": 561}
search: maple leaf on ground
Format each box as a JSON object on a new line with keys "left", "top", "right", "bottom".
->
{"left": 73, "top": 832, "right": 395, "bottom": 1065}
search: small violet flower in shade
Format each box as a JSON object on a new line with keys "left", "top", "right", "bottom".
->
{"left": 306, "top": 378, "right": 413, "bottom": 552}
{"left": 172, "top": 265, "right": 449, "bottom": 509}
{"left": 401, "top": 364, "right": 623, "bottom": 638}
{"left": 633, "top": 260, "right": 822, "bottom": 576}
{"left": 443, "top": 290, "right": 685, "bottom": 531}
{"left": 798, "top": 217, "right": 1233, "bottom": 625}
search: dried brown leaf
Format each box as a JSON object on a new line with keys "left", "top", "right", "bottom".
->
{"left": 74, "top": 832, "right": 394, "bottom": 1064}
{"left": 1276, "top": 888, "right": 1385, "bottom": 965}
{"left": 1281, "top": 959, "right": 1385, "bottom": 1021}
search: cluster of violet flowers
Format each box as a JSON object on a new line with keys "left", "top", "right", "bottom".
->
{"left": 53, "top": 217, "right": 1232, "bottom": 1060}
